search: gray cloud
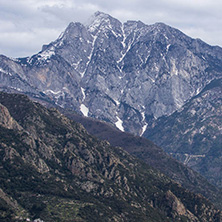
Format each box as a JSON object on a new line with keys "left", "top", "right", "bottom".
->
{"left": 0, "top": 0, "right": 222, "bottom": 57}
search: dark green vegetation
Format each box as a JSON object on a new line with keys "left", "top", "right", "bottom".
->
{"left": 144, "top": 78, "right": 222, "bottom": 188}
{"left": 0, "top": 92, "right": 221, "bottom": 221}
{"left": 64, "top": 106, "right": 222, "bottom": 209}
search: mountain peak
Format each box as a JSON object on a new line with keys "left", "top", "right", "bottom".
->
{"left": 64, "top": 21, "right": 85, "bottom": 34}
{"left": 57, "top": 21, "right": 87, "bottom": 43}
{"left": 86, "top": 11, "right": 110, "bottom": 23}
{"left": 86, "top": 11, "right": 122, "bottom": 33}
{"left": 153, "top": 22, "right": 168, "bottom": 27}
{"left": 94, "top": 11, "right": 109, "bottom": 18}
{"left": 152, "top": 22, "right": 179, "bottom": 34}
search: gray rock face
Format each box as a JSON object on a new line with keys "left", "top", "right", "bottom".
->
{"left": 144, "top": 78, "right": 222, "bottom": 188}
{"left": 0, "top": 11, "right": 222, "bottom": 135}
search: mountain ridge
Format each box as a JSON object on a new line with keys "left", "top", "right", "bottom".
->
{"left": 0, "top": 11, "right": 222, "bottom": 190}
{"left": 1, "top": 92, "right": 221, "bottom": 221}
{"left": 2, "top": 12, "right": 221, "bottom": 135}
{"left": 60, "top": 103, "right": 222, "bottom": 209}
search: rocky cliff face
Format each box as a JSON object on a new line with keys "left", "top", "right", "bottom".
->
{"left": 1, "top": 92, "right": 221, "bottom": 221}
{"left": 1, "top": 11, "right": 222, "bottom": 136}
{"left": 144, "top": 78, "right": 222, "bottom": 188}
{"left": 0, "top": 103, "right": 22, "bottom": 130}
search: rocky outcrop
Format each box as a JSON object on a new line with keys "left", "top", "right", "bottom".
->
{"left": 164, "top": 190, "right": 198, "bottom": 220}
{"left": 0, "top": 103, "right": 22, "bottom": 130}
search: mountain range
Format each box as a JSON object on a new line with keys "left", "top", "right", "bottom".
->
{"left": 1, "top": 11, "right": 222, "bottom": 134}
{"left": 0, "top": 11, "right": 222, "bottom": 217}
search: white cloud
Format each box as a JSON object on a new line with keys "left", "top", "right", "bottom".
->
{"left": 0, "top": 0, "right": 222, "bottom": 57}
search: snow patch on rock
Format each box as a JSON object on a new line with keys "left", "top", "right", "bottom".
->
{"left": 115, "top": 116, "right": 124, "bottom": 132}
{"left": 81, "top": 87, "right": 86, "bottom": 101}
{"left": 140, "top": 111, "right": 148, "bottom": 136}
{"left": 39, "top": 48, "right": 55, "bottom": 60}
{"left": 0, "top": 68, "right": 12, "bottom": 76}
{"left": 80, "top": 104, "right": 89, "bottom": 117}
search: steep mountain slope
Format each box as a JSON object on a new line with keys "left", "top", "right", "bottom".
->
{"left": 0, "top": 11, "right": 222, "bottom": 136}
{"left": 144, "top": 78, "right": 222, "bottom": 188}
{"left": 62, "top": 107, "right": 222, "bottom": 209}
{"left": 0, "top": 92, "right": 221, "bottom": 221}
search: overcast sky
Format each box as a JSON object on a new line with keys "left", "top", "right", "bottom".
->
{"left": 1, "top": 0, "right": 222, "bottom": 58}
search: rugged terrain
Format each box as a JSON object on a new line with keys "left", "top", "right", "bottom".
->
{"left": 1, "top": 11, "right": 222, "bottom": 136}
{"left": 0, "top": 11, "right": 222, "bottom": 193}
{"left": 63, "top": 108, "right": 222, "bottom": 209}
{"left": 144, "top": 78, "right": 222, "bottom": 188}
{"left": 0, "top": 92, "right": 222, "bottom": 221}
